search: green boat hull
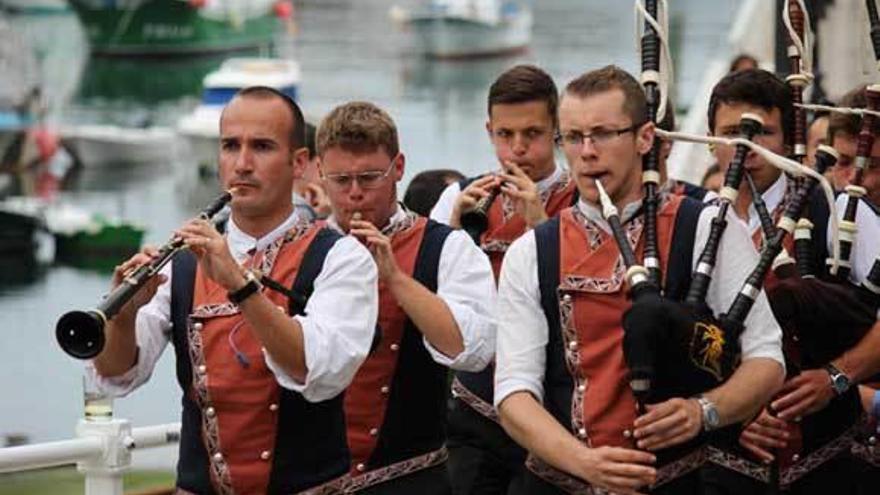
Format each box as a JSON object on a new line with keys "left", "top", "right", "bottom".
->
{"left": 69, "top": 0, "right": 280, "bottom": 56}
{"left": 55, "top": 224, "right": 145, "bottom": 272}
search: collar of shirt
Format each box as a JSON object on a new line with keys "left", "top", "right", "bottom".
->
{"left": 226, "top": 210, "right": 301, "bottom": 263}
{"left": 575, "top": 197, "right": 643, "bottom": 234}
{"left": 534, "top": 163, "right": 565, "bottom": 194}
{"left": 746, "top": 173, "right": 786, "bottom": 233}
{"left": 326, "top": 203, "right": 409, "bottom": 235}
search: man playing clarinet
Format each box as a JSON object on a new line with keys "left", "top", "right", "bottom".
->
{"left": 430, "top": 64, "right": 576, "bottom": 494}
{"left": 494, "top": 65, "right": 785, "bottom": 495}
{"left": 87, "top": 87, "right": 379, "bottom": 494}
{"left": 318, "top": 101, "right": 496, "bottom": 494}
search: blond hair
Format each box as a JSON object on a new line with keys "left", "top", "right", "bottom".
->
{"left": 316, "top": 101, "right": 399, "bottom": 158}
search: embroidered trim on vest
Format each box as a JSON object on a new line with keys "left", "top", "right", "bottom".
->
{"left": 561, "top": 209, "right": 642, "bottom": 294}
{"left": 296, "top": 474, "right": 349, "bottom": 495}
{"left": 344, "top": 447, "right": 448, "bottom": 492}
{"left": 382, "top": 209, "right": 418, "bottom": 237}
{"left": 525, "top": 446, "right": 706, "bottom": 493}
{"left": 185, "top": 220, "right": 314, "bottom": 494}
{"left": 451, "top": 377, "right": 499, "bottom": 422}
{"left": 558, "top": 289, "right": 589, "bottom": 446}
{"left": 481, "top": 238, "right": 513, "bottom": 253}
{"left": 186, "top": 317, "right": 235, "bottom": 495}
{"left": 707, "top": 418, "right": 865, "bottom": 487}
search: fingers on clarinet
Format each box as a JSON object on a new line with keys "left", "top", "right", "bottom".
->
{"left": 741, "top": 442, "right": 775, "bottom": 463}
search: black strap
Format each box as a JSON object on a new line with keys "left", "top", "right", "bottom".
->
{"left": 535, "top": 217, "right": 562, "bottom": 333}
{"left": 412, "top": 219, "right": 453, "bottom": 291}
{"left": 664, "top": 196, "right": 705, "bottom": 301}
{"left": 171, "top": 251, "right": 198, "bottom": 392}
{"left": 287, "top": 227, "right": 342, "bottom": 315}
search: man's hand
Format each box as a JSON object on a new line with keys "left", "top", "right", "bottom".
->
{"left": 633, "top": 398, "right": 702, "bottom": 451}
{"left": 349, "top": 219, "right": 400, "bottom": 283}
{"left": 739, "top": 408, "right": 790, "bottom": 463}
{"left": 770, "top": 369, "right": 835, "bottom": 421}
{"left": 303, "top": 182, "right": 332, "bottom": 218}
{"left": 576, "top": 445, "right": 657, "bottom": 495}
{"left": 176, "top": 219, "right": 245, "bottom": 291}
{"left": 112, "top": 245, "right": 166, "bottom": 320}
{"left": 450, "top": 174, "right": 500, "bottom": 228}
{"left": 500, "top": 161, "right": 548, "bottom": 228}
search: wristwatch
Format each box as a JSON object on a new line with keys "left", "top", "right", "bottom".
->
{"left": 824, "top": 363, "right": 852, "bottom": 396}
{"left": 227, "top": 271, "right": 261, "bottom": 305}
{"left": 696, "top": 396, "right": 721, "bottom": 432}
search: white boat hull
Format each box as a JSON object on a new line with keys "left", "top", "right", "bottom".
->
{"left": 407, "top": 10, "right": 532, "bottom": 58}
{"left": 62, "top": 125, "right": 178, "bottom": 168}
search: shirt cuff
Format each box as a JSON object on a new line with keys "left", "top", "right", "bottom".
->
{"left": 422, "top": 302, "right": 494, "bottom": 372}
{"left": 86, "top": 349, "right": 146, "bottom": 398}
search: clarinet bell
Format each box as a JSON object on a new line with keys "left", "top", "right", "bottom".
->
{"left": 56, "top": 310, "right": 107, "bottom": 360}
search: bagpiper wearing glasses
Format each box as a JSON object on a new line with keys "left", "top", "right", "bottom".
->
{"left": 317, "top": 101, "right": 497, "bottom": 494}
{"left": 428, "top": 65, "right": 576, "bottom": 495}
{"left": 493, "top": 65, "right": 784, "bottom": 495}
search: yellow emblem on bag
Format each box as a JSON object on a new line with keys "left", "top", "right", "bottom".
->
{"left": 690, "top": 321, "right": 725, "bottom": 380}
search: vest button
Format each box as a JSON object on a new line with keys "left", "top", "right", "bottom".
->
{"left": 577, "top": 428, "right": 587, "bottom": 439}
{"left": 269, "top": 403, "right": 279, "bottom": 412}
{"left": 369, "top": 428, "right": 379, "bottom": 436}
{"left": 870, "top": 436, "right": 877, "bottom": 445}
{"left": 577, "top": 384, "right": 586, "bottom": 393}
{"left": 562, "top": 294, "right": 572, "bottom": 303}
{"left": 193, "top": 322, "right": 204, "bottom": 331}
{"left": 213, "top": 452, "right": 223, "bottom": 462}
{"left": 205, "top": 407, "right": 215, "bottom": 418}
{"left": 791, "top": 454, "right": 800, "bottom": 463}
{"left": 197, "top": 365, "right": 207, "bottom": 374}
{"left": 260, "top": 450, "right": 271, "bottom": 461}
{"left": 568, "top": 341, "right": 578, "bottom": 351}
{"left": 380, "top": 386, "right": 390, "bottom": 395}
{"left": 623, "top": 429, "right": 632, "bottom": 439}
{"left": 390, "top": 343, "right": 400, "bottom": 352}
{"left": 356, "top": 463, "right": 366, "bottom": 472}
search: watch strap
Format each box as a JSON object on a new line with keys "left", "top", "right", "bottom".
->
{"left": 228, "top": 272, "right": 261, "bottom": 305}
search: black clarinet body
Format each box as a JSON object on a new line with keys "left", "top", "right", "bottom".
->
{"left": 56, "top": 191, "right": 233, "bottom": 359}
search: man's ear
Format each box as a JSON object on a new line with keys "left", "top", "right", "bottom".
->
{"left": 291, "top": 147, "right": 309, "bottom": 179}
{"left": 636, "top": 121, "right": 655, "bottom": 156}
{"left": 393, "top": 153, "right": 406, "bottom": 182}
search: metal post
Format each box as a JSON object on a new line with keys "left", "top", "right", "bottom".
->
{"left": 75, "top": 418, "right": 132, "bottom": 495}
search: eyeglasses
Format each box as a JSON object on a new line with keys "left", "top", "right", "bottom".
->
{"left": 321, "top": 155, "right": 397, "bottom": 190}
{"left": 554, "top": 124, "right": 641, "bottom": 148}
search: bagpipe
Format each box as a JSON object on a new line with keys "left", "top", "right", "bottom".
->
{"left": 613, "top": 1, "right": 842, "bottom": 411}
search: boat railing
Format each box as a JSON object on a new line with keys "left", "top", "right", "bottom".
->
{"left": 0, "top": 419, "right": 180, "bottom": 495}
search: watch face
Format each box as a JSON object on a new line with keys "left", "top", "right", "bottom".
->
{"left": 833, "top": 375, "right": 850, "bottom": 393}
{"left": 707, "top": 408, "right": 721, "bottom": 427}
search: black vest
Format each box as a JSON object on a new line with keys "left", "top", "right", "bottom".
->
{"left": 367, "top": 220, "right": 454, "bottom": 468}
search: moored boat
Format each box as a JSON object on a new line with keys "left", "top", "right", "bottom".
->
{"left": 68, "top": 0, "right": 291, "bottom": 56}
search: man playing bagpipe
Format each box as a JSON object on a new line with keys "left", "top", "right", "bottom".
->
{"left": 493, "top": 65, "right": 785, "bottom": 495}
{"left": 316, "top": 101, "right": 497, "bottom": 494}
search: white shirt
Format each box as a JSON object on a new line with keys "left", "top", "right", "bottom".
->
{"left": 87, "top": 211, "right": 379, "bottom": 403}
{"left": 429, "top": 164, "right": 566, "bottom": 225}
{"left": 494, "top": 199, "right": 785, "bottom": 407}
{"left": 327, "top": 206, "right": 496, "bottom": 372}
{"left": 735, "top": 173, "right": 787, "bottom": 236}
{"left": 826, "top": 195, "right": 880, "bottom": 287}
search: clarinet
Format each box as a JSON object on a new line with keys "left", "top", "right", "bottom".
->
{"left": 828, "top": 85, "right": 880, "bottom": 281}
{"left": 685, "top": 113, "right": 764, "bottom": 308}
{"left": 640, "top": 0, "right": 663, "bottom": 287}
{"left": 56, "top": 191, "right": 233, "bottom": 359}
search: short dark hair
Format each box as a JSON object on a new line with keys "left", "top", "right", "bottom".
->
{"left": 488, "top": 65, "right": 558, "bottom": 127}
{"left": 707, "top": 69, "right": 793, "bottom": 145}
{"left": 564, "top": 65, "right": 647, "bottom": 126}
{"left": 403, "top": 169, "right": 465, "bottom": 217}
{"left": 729, "top": 53, "right": 759, "bottom": 73}
{"left": 232, "top": 86, "right": 306, "bottom": 148}
{"left": 304, "top": 122, "right": 317, "bottom": 159}
{"left": 828, "top": 85, "right": 880, "bottom": 144}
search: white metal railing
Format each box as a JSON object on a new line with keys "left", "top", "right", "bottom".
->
{"left": 0, "top": 419, "right": 180, "bottom": 495}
